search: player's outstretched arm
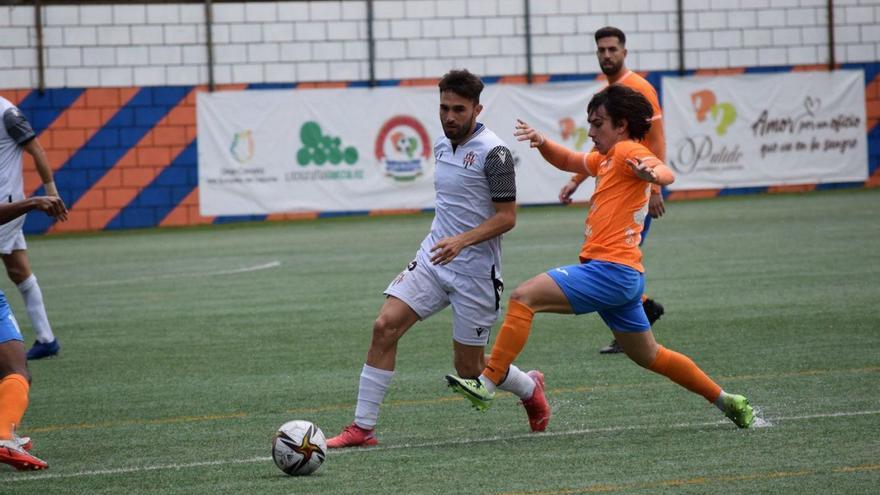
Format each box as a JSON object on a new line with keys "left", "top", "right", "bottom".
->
{"left": 0, "top": 196, "right": 68, "bottom": 225}
{"left": 514, "top": 119, "right": 591, "bottom": 175}
{"left": 626, "top": 157, "right": 674, "bottom": 186}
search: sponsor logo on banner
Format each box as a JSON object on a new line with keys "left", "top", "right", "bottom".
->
{"left": 374, "top": 115, "right": 432, "bottom": 182}
{"left": 288, "top": 121, "right": 364, "bottom": 182}
{"left": 559, "top": 117, "right": 590, "bottom": 150}
{"left": 230, "top": 130, "right": 255, "bottom": 164}
{"left": 669, "top": 89, "right": 744, "bottom": 175}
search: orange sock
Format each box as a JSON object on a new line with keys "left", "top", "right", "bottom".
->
{"left": 484, "top": 300, "right": 535, "bottom": 385}
{"left": 648, "top": 346, "right": 722, "bottom": 403}
{"left": 0, "top": 374, "right": 30, "bottom": 440}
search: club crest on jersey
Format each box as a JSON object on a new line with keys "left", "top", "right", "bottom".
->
{"left": 375, "top": 115, "right": 432, "bottom": 182}
{"left": 463, "top": 151, "right": 477, "bottom": 168}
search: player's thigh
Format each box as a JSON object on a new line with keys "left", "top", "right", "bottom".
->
{"left": 447, "top": 273, "right": 498, "bottom": 347}
{"left": 511, "top": 272, "right": 573, "bottom": 313}
{"left": 0, "top": 218, "right": 26, "bottom": 256}
{"left": 382, "top": 251, "right": 449, "bottom": 326}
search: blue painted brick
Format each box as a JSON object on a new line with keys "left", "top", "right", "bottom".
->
{"left": 50, "top": 88, "right": 82, "bottom": 108}
{"left": 171, "top": 185, "right": 195, "bottom": 201}
{"left": 55, "top": 169, "right": 90, "bottom": 188}
{"left": 120, "top": 208, "right": 157, "bottom": 229}
{"left": 106, "top": 108, "right": 134, "bottom": 127}
{"left": 21, "top": 92, "right": 52, "bottom": 109}
{"left": 67, "top": 149, "right": 104, "bottom": 169}
{"left": 119, "top": 127, "right": 150, "bottom": 147}
{"left": 155, "top": 167, "right": 188, "bottom": 186}
{"left": 31, "top": 109, "right": 58, "bottom": 130}
{"left": 88, "top": 169, "right": 110, "bottom": 183}
{"left": 134, "top": 106, "right": 169, "bottom": 126}
{"left": 151, "top": 86, "right": 189, "bottom": 106}
{"left": 89, "top": 129, "right": 119, "bottom": 148}
{"left": 137, "top": 187, "right": 171, "bottom": 207}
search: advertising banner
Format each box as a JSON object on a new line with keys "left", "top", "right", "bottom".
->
{"left": 663, "top": 70, "right": 868, "bottom": 190}
{"left": 197, "top": 80, "right": 605, "bottom": 216}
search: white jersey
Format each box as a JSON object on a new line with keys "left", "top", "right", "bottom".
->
{"left": 419, "top": 123, "right": 516, "bottom": 280}
{"left": 0, "top": 97, "right": 33, "bottom": 202}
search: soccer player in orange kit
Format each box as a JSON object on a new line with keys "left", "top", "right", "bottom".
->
{"left": 559, "top": 27, "right": 667, "bottom": 354}
{"left": 447, "top": 85, "right": 755, "bottom": 429}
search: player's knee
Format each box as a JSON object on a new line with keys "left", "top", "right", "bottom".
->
{"left": 0, "top": 367, "right": 30, "bottom": 383}
{"left": 371, "top": 316, "right": 402, "bottom": 348}
{"left": 509, "top": 285, "right": 533, "bottom": 306}
{"left": 5, "top": 265, "right": 29, "bottom": 284}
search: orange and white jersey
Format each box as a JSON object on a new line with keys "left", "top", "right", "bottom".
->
{"left": 579, "top": 140, "right": 664, "bottom": 272}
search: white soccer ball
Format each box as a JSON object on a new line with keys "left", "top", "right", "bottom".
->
{"left": 271, "top": 420, "right": 327, "bottom": 476}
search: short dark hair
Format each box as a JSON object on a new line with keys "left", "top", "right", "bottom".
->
{"left": 438, "top": 69, "right": 484, "bottom": 104}
{"left": 595, "top": 26, "right": 626, "bottom": 46}
{"left": 587, "top": 85, "right": 652, "bottom": 141}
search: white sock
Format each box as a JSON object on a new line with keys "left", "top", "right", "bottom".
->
{"left": 714, "top": 391, "right": 728, "bottom": 412}
{"left": 353, "top": 364, "right": 395, "bottom": 430}
{"left": 496, "top": 364, "right": 536, "bottom": 400}
{"left": 17, "top": 274, "right": 55, "bottom": 343}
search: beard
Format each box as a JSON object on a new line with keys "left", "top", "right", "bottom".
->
{"left": 600, "top": 59, "right": 623, "bottom": 76}
{"left": 443, "top": 120, "right": 474, "bottom": 142}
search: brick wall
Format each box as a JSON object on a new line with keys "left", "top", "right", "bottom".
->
{"left": 2, "top": 1, "right": 879, "bottom": 88}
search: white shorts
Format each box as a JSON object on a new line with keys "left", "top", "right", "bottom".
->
{"left": 384, "top": 249, "right": 503, "bottom": 346}
{"left": 0, "top": 215, "right": 26, "bottom": 255}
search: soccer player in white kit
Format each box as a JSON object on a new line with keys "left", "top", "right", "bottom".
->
{"left": 327, "top": 70, "right": 550, "bottom": 448}
{"left": 0, "top": 97, "right": 66, "bottom": 360}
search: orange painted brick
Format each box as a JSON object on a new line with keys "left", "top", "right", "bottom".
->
{"left": 101, "top": 107, "right": 122, "bottom": 122}
{"left": 168, "top": 108, "right": 196, "bottom": 126}
{"left": 153, "top": 126, "right": 188, "bottom": 146}
{"left": 74, "top": 189, "right": 105, "bottom": 209}
{"left": 180, "top": 188, "right": 199, "bottom": 205}
{"left": 185, "top": 125, "right": 197, "bottom": 142}
{"left": 188, "top": 205, "right": 214, "bottom": 225}
{"left": 115, "top": 151, "right": 138, "bottom": 168}
{"left": 105, "top": 187, "right": 138, "bottom": 208}
{"left": 122, "top": 167, "right": 157, "bottom": 187}
{"left": 137, "top": 147, "right": 172, "bottom": 167}
{"left": 52, "top": 210, "right": 90, "bottom": 233}
{"left": 52, "top": 129, "right": 87, "bottom": 149}
{"left": 159, "top": 207, "right": 190, "bottom": 227}
{"left": 45, "top": 150, "right": 68, "bottom": 167}
{"left": 88, "top": 209, "right": 118, "bottom": 229}
{"left": 85, "top": 88, "right": 121, "bottom": 108}
{"left": 67, "top": 108, "right": 103, "bottom": 128}
{"left": 120, "top": 88, "right": 139, "bottom": 105}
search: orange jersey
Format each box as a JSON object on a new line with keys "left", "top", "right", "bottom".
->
{"left": 579, "top": 140, "right": 663, "bottom": 272}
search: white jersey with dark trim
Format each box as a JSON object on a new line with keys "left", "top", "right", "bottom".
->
{"left": 419, "top": 123, "right": 516, "bottom": 279}
{"left": 0, "top": 97, "right": 34, "bottom": 202}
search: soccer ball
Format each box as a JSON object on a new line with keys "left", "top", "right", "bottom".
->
{"left": 271, "top": 420, "right": 327, "bottom": 476}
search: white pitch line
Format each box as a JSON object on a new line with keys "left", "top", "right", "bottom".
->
{"left": 46, "top": 261, "right": 282, "bottom": 289}
{"left": 3, "top": 409, "right": 879, "bottom": 483}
